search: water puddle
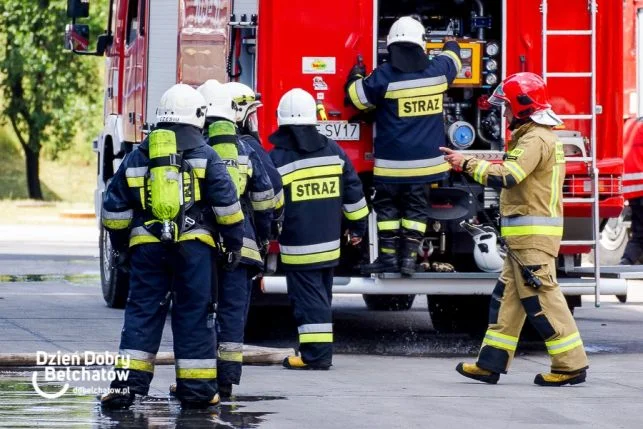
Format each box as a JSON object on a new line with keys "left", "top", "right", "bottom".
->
{"left": 0, "top": 375, "right": 283, "bottom": 428}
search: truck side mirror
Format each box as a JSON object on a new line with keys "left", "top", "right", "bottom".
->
{"left": 67, "top": 0, "right": 90, "bottom": 19}
{"left": 64, "top": 24, "right": 90, "bottom": 52}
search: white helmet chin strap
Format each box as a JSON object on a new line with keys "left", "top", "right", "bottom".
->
{"left": 530, "top": 109, "right": 563, "bottom": 126}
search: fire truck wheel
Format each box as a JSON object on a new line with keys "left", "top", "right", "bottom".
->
{"left": 362, "top": 294, "right": 416, "bottom": 311}
{"left": 427, "top": 295, "right": 489, "bottom": 337}
{"left": 99, "top": 225, "right": 129, "bottom": 309}
{"left": 597, "top": 210, "right": 631, "bottom": 266}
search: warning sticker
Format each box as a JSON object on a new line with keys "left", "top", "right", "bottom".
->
{"left": 303, "top": 57, "right": 336, "bottom": 75}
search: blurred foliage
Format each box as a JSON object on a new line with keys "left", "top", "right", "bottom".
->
{"left": 0, "top": 0, "right": 107, "bottom": 198}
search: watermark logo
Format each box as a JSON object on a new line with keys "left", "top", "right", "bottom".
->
{"left": 31, "top": 351, "right": 130, "bottom": 399}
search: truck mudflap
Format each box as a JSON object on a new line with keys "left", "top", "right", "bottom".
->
{"left": 261, "top": 271, "right": 630, "bottom": 296}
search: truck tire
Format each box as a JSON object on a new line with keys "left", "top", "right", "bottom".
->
{"left": 598, "top": 211, "right": 631, "bottom": 266}
{"left": 362, "top": 294, "right": 415, "bottom": 311}
{"left": 99, "top": 225, "right": 129, "bottom": 309}
{"left": 427, "top": 295, "right": 489, "bottom": 337}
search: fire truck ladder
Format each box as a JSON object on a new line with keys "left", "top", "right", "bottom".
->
{"left": 541, "top": 0, "right": 601, "bottom": 306}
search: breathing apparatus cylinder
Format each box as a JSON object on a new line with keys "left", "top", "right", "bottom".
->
{"left": 208, "top": 120, "right": 241, "bottom": 197}
{"left": 148, "top": 129, "right": 182, "bottom": 242}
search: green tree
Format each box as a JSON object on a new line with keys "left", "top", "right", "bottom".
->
{"left": 0, "top": 0, "right": 104, "bottom": 199}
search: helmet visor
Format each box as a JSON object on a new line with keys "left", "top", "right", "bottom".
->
{"left": 246, "top": 111, "right": 259, "bottom": 132}
{"left": 488, "top": 84, "right": 508, "bottom": 107}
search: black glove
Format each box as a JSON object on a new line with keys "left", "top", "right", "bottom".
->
{"left": 222, "top": 249, "right": 242, "bottom": 272}
{"left": 348, "top": 63, "right": 366, "bottom": 80}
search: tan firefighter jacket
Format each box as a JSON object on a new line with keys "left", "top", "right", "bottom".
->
{"left": 463, "top": 122, "right": 566, "bottom": 257}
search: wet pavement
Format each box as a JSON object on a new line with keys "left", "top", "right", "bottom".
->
{"left": 1, "top": 227, "right": 643, "bottom": 427}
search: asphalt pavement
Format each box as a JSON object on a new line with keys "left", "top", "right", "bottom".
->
{"left": 0, "top": 225, "right": 642, "bottom": 428}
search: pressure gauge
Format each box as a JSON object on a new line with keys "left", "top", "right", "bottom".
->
{"left": 448, "top": 121, "right": 476, "bottom": 149}
{"left": 485, "top": 42, "right": 499, "bottom": 56}
{"left": 485, "top": 59, "right": 498, "bottom": 72}
{"left": 485, "top": 73, "right": 498, "bottom": 85}
{"left": 460, "top": 49, "right": 472, "bottom": 59}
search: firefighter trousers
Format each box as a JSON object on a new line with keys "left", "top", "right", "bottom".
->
{"left": 216, "top": 265, "right": 253, "bottom": 386}
{"left": 476, "top": 248, "right": 588, "bottom": 374}
{"left": 372, "top": 182, "right": 429, "bottom": 242}
{"left": 622, "top": 198, "right": 643, "bottom": 264}
{"left": 286, "top": 268, "right": 334, "bottom": 368}
{"left": 111, "top": 241, "right": 217, "bottom": 403}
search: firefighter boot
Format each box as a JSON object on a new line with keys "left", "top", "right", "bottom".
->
{"left": 100, "top": 391, "right": 136, "bottom": 409}
{"left": 282, "top": 355, "right": 330, "bottom": 371}
{"left": 534, "top": 370, "right": 587, "bottom": 386}
{"left": 361, "top": 237, "right": 399, "bottom": 274}
{"left": 456, "top": 362, "right": 500, "bottom": 384}
{"left": 400, "top": 238, "right": 421, "bottom": 276}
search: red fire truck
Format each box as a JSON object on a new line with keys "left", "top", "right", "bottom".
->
{"left": 65, "top": 0, "right": 641, "bottom": 331}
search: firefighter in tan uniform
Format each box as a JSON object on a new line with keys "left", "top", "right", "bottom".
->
{"left": 441, "top": 72, "right": 588, "bottom": 386}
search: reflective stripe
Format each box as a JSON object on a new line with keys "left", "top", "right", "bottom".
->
{"left": 439, "top": 50, "right": 463, "bottom": 72}
{"left": 546, "top": 332, "right": 583, "bottom": 355}
{"left": 280, "top": 240, "right": 340, "bottom": 255}
{"left": 187, "top": 159, "right": 207, "bottom": 179}
{"left": 380, "top": 248, "right": 396, "bottom": 254}
{"left": 504, "top": 161, "right": 527, "bottom": 182}
{"left": 176, "top": 368, "right": 217, "bottom": 379}
{"left": 120, "top": 349, "right": 156, "bottom": 361}
{"left": 374, "top": 156, "right": 450, "bottom": 178}
{"left": 401, "top": 219, "right": 427, "bottom": 233}
{"left": 282, "top": 166, "right": 343, "bottom": 186}
{"left": 348, "top": 80, "right": 373, "bottom": 110}
{"left": 129, "top": 226, "right": 160, "bottom": 246}
{"left": 179, "top": 229, "right": 216, "bottom": 247}
{"left": 238, "top": 155, "right": 249, "bottom": 165}
{"left": 549, "top": 165, "right": 561, "bottom": 217}
{"left": 116, "top": 359, "right": 154, "bottom": 373}
{"left": 252, "top": 199, "right": 275, "bottom": 211}
{"left": 218, "top": 342, "right": 243, "bottom": 363}
{"left": 299, "top": 333, "right": 334, "bottom": 343}
{"left": 298, "top": 323, "right": 333, "bottom": 334}
{"left": 126, "top": 167, "right": 147, "bottom": 188}
{"left": 250, "top": 189, "right": 275, "bottom": 202}
{"left": 624, "top": 184, "right": 643, "bottom": 194}
{"left": 501, "top": 216, "right": 564, "bottom": 227}
{"left": 274, "top": 189, "right": 285, "bottom": 209}
{"left": 242, "top": 238, "right": 262, "bottom": 262}
{"left": 213, "top": 201, "right": 244, "bottom": 225}
{"left": 385, "top": 76, "right": 448, "bottom": 99}
{"left": 472, "top": 160, "right": 491, "bottom": 184}
{"left": 377, "top": 220, "right": 401, "bottom": 231}
{"left": 102, "top": 208, "right": 133, "bottom": 230}
{"left": 278, "top": 156, "right": 344, "bottom": 176}
{"left": 623, "top": 172, "right": 643, "bottom": 181}
{"left": 343, "top": 197, "right": 369, "bottom": 220}
{"left": 281, "top": 249, "right": 340, "bottom": 265}
{"left": 482, "top": 330, "right": 518, "bottom": 351}
{"left": 501, "top": 226, "right": 563, "bottom": 237}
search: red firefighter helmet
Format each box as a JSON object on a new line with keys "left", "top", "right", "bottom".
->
{"left": 488, "top": 72, "right": 562, "bottom": 126}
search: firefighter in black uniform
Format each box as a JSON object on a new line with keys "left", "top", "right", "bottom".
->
{"left": 100, "top": 84, "right": 244, "bottom": 409}
{"left": 345, "top": 16, "right": 461, "bottom": 275}
{"left": 269, "top": 88, "right": 369, "bottom": 369}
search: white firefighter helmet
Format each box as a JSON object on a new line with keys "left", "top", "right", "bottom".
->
{"left": 224, "top": 82, "right": 262, "bottom": 126}
{"left": 472, "top": 231, "right": 505, "bottom": 273}
{"left": 196, "top": 79, "right": 237, "bottom": 122}
{"left": 156, "top": 83, "right": 207, "bottom": 129}
{"left": 277, "top": 88, "right": 317, "bottom": 126}
{"left": 386, "top": 16, "right": 426, "bottom": 49}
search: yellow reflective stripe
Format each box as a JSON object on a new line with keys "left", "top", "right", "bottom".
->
{"left": 127, "top": 177, "right": 145, "bottom": 187}
{"left": 282, "top": 165, "right": 343, "bottom": 186}
{"left": 473, "top": 160, "right": 491, "bottom": 184}
{"left": 546, "top": 333, "right": 583, "bottom": 355}
{"left": 344, "top": 205, "right": 369, "bottom": 221}
{"left": 218, "top": 351, "right": 243, "bottom": 363}
{"left": 401, "top": 219, "right": 427, "bottom": 233}
{"left": 192, "top": 168, "right": 205, "bottom": 179}
{"left": 275, "top": 191, "right": 285, "bottom": 209}
{"left": 380, "top": 248, "right": 396, "bottom": 254}
{"left": 129, "top": 235, "right": 160, "bottom": 247}
{"left": 377, "top": 220, "right": 400, "bottom": 231}
{"left": 216, "top": 210, "right": 244, "bottom": 225}
{"left": 194, "top": 179, "right": 201, "bottom": 202}
{"left": 549, "top": 165, "right": 560, "bottom": 217}
{"left": 384, "top": 83, "right": 448, "bottom": 99}
{"left": 179, "top": 233, "right": 216, "bottom": 247}
{"left": 252, "top": 199, "right": 276, "bottom": 211}
{"left": 439, "top": 50, "right": 463, "bottom": 72}
{"left": 103, "top": 219, "right": 132, "bottom": 230}
{"left": 242, "top": 246, "right": 262, "bottom": 262}
{"left": 299, "top": 333, "right": 334, "bottom": 343}
{"left": 373, "top": 162, "right": 450, "bottom": 178}
{"left": 348, "top": 81, "right": 369, "bottom": 111}
{"left": 139, "top": 188, "right": 146, "bottom": 209}
{"left": 280, "top": 248, "right": 340, "bottom": 265}
{"left": 176, "top": 368, "right": 217, "bottom": 379}
{"left": 116, "top": 359, "right": 154, "bottom": 373}
{"left": 501, "top": 225, "right": 564, "bottom": 237}
{"left": 482, "top": 331, "right": 518, "bottom": 351}
{"left": 504, "top": 161, "right": 527, "bottom": 182}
